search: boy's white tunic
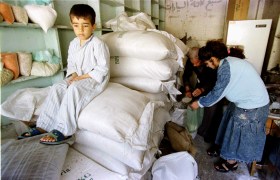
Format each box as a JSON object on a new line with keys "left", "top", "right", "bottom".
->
{"left": 36, "top": 35, "right": 110, "bottom": 136}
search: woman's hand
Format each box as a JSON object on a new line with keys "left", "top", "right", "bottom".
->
{"left": 189, "top": 101, "right": 199, "bottom": 110}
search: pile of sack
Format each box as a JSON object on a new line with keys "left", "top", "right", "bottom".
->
{"left": 72, "top": 29, "right": 188, "bottom": 178}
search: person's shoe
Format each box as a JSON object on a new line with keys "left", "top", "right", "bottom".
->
{"left": 40, "top": 129, "right": 75, "bottom": 145}
{"left": 17, "top": 128, "right": 43, "bottom": 139}
{"left": 214, "top": 158, "right": 238, "bottom": 172}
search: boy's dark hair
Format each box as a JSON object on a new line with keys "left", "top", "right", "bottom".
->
{"left": 69, "top": 4, "right": 96, "bottom": 25}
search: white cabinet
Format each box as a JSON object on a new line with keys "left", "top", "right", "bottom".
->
{"left": 226, "top": 19, "right": 272, "bottom": 75}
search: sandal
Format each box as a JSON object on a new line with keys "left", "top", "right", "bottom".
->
{"left": 17, "top": 128, "right": 43, "bottom": 140}
{"left": 207, "top": 144, "right": 220, "bottom": 157}
{"left": 214, "top": 159, "right": 238, "bottom": 172}
{"left": 40, "top": 129, "right": 74, "bottom": 145}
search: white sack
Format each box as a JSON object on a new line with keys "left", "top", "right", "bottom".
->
{"left": 61, "top": 148, "right": 127, "bottom": 180}
{"left": 129, "top": 12, "right": 156, "bottom": 29}
{"left": 141, "top": 91, "right": 172, "bottom": 111}
{"left": 103, "top": 12, "right": 156, "bottom": 31}
{"left": 78, "top": 82, "right": 164, "bottom": 149}
{"left": 75, "top": 131, "right": 157, "bottom": 171}
{"left": 140, "top": 91, "right": 170, "bottom": 103}
{"left": 75, "top": 130, "right": 146, "bottom": 170}
{"left": 103, "top": 12, "right": 125, "bottom": 28}
{"left": 73, "top": 142, "right": 158, "bottom": 180}
{"left": 152, "top": 152, "right": 199, "bottom": 180}
{"left": 100, "top": 30, "right": 177, "bottom": 61}
{"left": 1, "top": 87, "right": 50, "bottom": 121}
{"left": 73, "top": 143, "right": 130, "bottom": 176}
{"left": 24, "top": 4, "right": 57, "bottom": 33}
{"left": 171, "top": 108, "right": 186, "bottom": 126}
{"left": 149, "top": 108, "right": 172, "bottom": 145}
{"left": 147, "top": 29, "right": 187, "bottom": 68}
{"left": 104, "top": 12, "right": 147, "bottom": 31}
{"left": 75, "top": 108, "right": 170, "bottom": 170}
{"left": 31, "top": 61, "right": 60, "bottom": 76}
{"left": 110, "top": 57, "right": 179, "bottom": 80}
{"left": 110, "top": 77, "right": 181, "bottom": 95}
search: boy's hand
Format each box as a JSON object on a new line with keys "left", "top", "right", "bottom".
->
{"left": 68, "top": 74, "right": 90, "bottom": 84}
{"left": 67, "top": 73, "right": 78, "bottom": 85}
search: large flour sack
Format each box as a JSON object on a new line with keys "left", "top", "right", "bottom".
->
{"left": 73, "top": 143, "right": 130, "bottom": 176}
{"left": 100, "top": 30, "right": 177, "bottom": 61}
{"left": 75, "top": 108, "right": 170, "bottom": 170}
{"left": 110, "top": 57, "right": 179, "bottom": 80}
{"left": 78, "top": 82, "right": 163, "bottom": 149}
{"left": 110, "top": 77, "right": 181, "bottom": 95}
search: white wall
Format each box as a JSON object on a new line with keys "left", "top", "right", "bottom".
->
{"left": 165, "top": 0, "right": 228, "bottom": 46}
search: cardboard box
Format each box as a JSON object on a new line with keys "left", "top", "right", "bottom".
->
{"left": 227, "top": 0, "right": 250, "bottom": 20}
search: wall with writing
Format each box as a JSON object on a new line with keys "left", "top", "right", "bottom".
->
{"left": 165, "top": 0, "right": 228, "bottom": 46}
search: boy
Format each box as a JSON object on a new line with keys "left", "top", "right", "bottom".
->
{"left": 18, "top": 4, "right": 110, "bottom": 145}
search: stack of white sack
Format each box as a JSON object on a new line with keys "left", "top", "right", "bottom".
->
{"left": 73, "top": 82, "right": 172, "bottom": 179}
{"left": 103, "top": 12, "right": 189, "bottom": 99}
{"left": 100, "top": 30, "right": 188, "bottom": 102}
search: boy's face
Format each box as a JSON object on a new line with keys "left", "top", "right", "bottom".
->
{"left": 71, "top": 16, "right": 95, "bottom": 42}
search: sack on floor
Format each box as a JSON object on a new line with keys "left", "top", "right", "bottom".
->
{"left": 165, "top": 121, "right": 196, "bottom": 156}
{"left": 152, "top": 152, "right": 199, "bottom": 180}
